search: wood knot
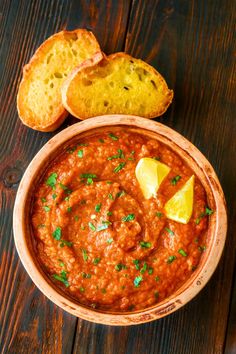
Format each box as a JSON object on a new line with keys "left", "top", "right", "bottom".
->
{"left": 3, "top": 166, "right": 22, "bottom": 187}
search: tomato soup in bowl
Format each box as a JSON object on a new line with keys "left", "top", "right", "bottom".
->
{"left": 13, "top": 115, "right": 227, "bottom": 325}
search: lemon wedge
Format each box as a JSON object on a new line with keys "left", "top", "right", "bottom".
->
{"left": 135, "top": 157, "right": 171, "bottom": 199}
{"left": 164, "top": 175, "right": 195, "bottom": 224}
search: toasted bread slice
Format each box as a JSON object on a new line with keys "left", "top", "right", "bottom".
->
{"left": 61, "top": 52, "right": 173, "bottom": 120}
{"left": 17, "top": 29, "right": 101, "bottom": 131}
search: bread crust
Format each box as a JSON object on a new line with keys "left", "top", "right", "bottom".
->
{"left": 17, "top": 29, "right": 101, "bottom": 131}
{"left": 61, "top": 52, "right": 173, "bottom": 120}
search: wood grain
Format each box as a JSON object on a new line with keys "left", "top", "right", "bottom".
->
{"left": 0, "top": 0, "right": 235, "bottom": 353}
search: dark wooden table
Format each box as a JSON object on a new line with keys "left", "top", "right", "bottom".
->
{"left": 0, "top": 1, "right": 235, "bottom": 353}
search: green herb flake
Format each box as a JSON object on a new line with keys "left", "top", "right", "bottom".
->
{"left": 198, "top": 245, "right": 206, "bottom": 252}
{"left": 82, "top": 272, "right": 91, "bottom": 279}
{"left": 140, "top": 262, "right": 148, "bottom": 274}
{"left": 205, "top": 207, "right": 214, "bottom": 215}
{"left": 67, "top": 207, "right": 72, "bottom": 213}
{"left": 80, "top": 173, "right": 97, "bottom": 179}
{"left": 95, "top": 203, "right": 102, "bottom": 212}
{"left": 108, "top": 193, "right": 113, "bottom": 200}
{"left": 171, "top": 175, "right": 181, "bottom": 186}
{"left": 195, "top": 207, "right": 214, "bottom": 224}
{"left": 78, "top": 143, "right": 88, "bottom": 147}
{"left": 59, "top": 183, "right": 72, "bottom": 194}
{"left": 165, "top": 227, "right": 174, "bottom": 236}
{"left": 52, "top": 193, "right": 57, "bottom": 200}
{"left": 88, "top": 222, "right": 96, "bottom": 232}
{"left": 167, "top": 255, "right": 177, "bottom": 264}
{"left": 108, "top": 133, "right": 119, "bottom": 141}
{"left": 178, "top": 249, "right": 188, "bottom": 257}
{"left": 59, "top": 240, "right": 73, "bottom": 248}
{"left": 122, "top": 213, "right": 135, "bottom": 222}
{"left": 81, "top": 225, "right": 85, "bottom": 230}
{"left": 64, "top": 196, "right": 70, "bottom": 201}
{"left": 82, "top": 249, "right": 88, "bottom": 261}
{"left": 140, "top": 241, "right": 152, "bottom": 248}
{"left": 106, "top": 181, "right": 113, "bottom": 184}
{"left": 77, "top": 149, "right": 83, "bottom": 158}
{"left": 74, "top": 215, "right": 79, "bottom": 221}
{"left": 67, "top": 146, "right": 77, "bottom": 154}
{"left": 148, "top": 267, "right": 154, "bottom": 275}
{"left": 114, "top": 162, "right": 126, "bottom": 173}
{"left": 153, "top": 156, "right": 161, "bottom": 161}
{"left": 79, "top": 287, "right": 85, "bottom": 292}
{"left": 134, "top": 275, "right": 143, "bottom": 288}
{"left": 156, "top": 212, "right": 163, "bottom": 218}
{"left": 46, "top": 172, "right": 57, "bottom": 189}
{"left": 101, "top": 288, "right": 107, "bottom": 294}
{"left": 43, "top": 206, "right": 50, "bottom": 212}
{"left": 99, "top": 138, "right": 105, "bottom": 143}
{"left": 107, "top": 211, "right": 113, "bottom": 216}
{"left": 107, "top": 238, "right": 113, "bottom": 244}
{"left": 154, "top": 291, "right": 159, "bottom": 299}
{"left": 52, "top": 227, "right": 61, "bottom": 240}
{"left": 115, "top": 264, "right": 126, "bottom": 272}
{"left": 155, "top": 276, "right": 160, "bottom": 282}
{"left": 133, "top": 259, "right": 140, "bottom": 270}
{"left": 58, "top": 260, "right": 65, "bottom": 267}
{"left": 41, "top": 197, "right": 47, "bottom": 203}
{"left": 116, "top": 190, "right": 126, "bottom": 198}
{"left": 97, "top": 224, "right": 109, "bottom": 232}
{"left": 52, "top": 272, "right": 69, "bottom": 287}
{"left": 93, "top": 257, "right": 101, "bottom": 265}
{"left": 107, "top": 149, "right": 124, "bottom": 160}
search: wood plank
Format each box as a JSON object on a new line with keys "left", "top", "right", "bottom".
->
{"left": 0, "top": 1, "right": 132, "bottom": 353}
{"left": 71, "top": 0, "right": 236, "bottom": 353}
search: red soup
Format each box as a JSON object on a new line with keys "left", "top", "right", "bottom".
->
{"left": 31, "top": 129, "right": 212, "bottom": 312}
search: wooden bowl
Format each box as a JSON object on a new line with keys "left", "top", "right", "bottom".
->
{"left": 13, "top": 115, "right": 227, "bottom": 325}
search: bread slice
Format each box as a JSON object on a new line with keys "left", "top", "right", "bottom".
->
{"left": 17, "top": 29, "right": 101, "bottom": 131}
{"left": 61, "top": 52, "right": 173, "bottom": 120}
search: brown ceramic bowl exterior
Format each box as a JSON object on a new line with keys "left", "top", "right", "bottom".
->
{"left": 13, "top": 115, "right": 227, "bottom": 326}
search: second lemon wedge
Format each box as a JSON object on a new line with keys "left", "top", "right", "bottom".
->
{"left": 135, "top": 157, "right": 171, "bottom": 199}
{"left": 164, "top": 175, "right": 195, "bottom": 224}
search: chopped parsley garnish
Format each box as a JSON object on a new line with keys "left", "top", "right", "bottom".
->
{"left": 171, "top": 175, "right": 181, "bottom": 185}
{"left": 67, "top": 207, "right": 72, "bottom": 213}
{"left": 108, "top": 193, "right": 113, "bottom": 200}
{"left": 165, "top": 227, "right": 174, "bottom": 236}
{"left": 59, "top": 183, "right": 72, "bottom": 194}
{"left": 78, "top": 143, "right": 88, "bottom": 147}
{"left": 115, "top": 264, "right": 127, "bottom": 271}
{"left": 74, "top": 215, "right": 79, "bottom": 221}
{"left": 195, "top": 207, "right": 214, "bottom": 224}
{"left": 178, "top": 249, "right": 187, "bottom": 257}
{"left": 140, "top": 262, "right": 148, "bottom": 274}
{"left": 167, "top": 255, "right": 177, "bottom": 264}
{"left": 134, "top": 276, "right": 143, "bottom": 288}
{"left": 64, "top": 196, "right": 70, "bottom": 201}
{"left": 106, "top": 181, "right": 112, "bottom": 184}
{"left": 79, "top": 287, "right": 85, "bottom": 292}
{"left": 41, "top": 197, "right": 46, "bottom": 203}
{"left": 133, "top": 259, "right": 140, "bottom": 270}
{"left": 153, "top": 156, "right": 161, "bottom": 161}
{"left": 148, "top": 268, "right": 153, "bottom": 275}
{"left": 154, "top": 291, "right": 159, "bottom": 299}
{"left": 93, "top": 257, "right": 101, "bottom": 265}
{"left": 114, "top": 162, "right": 126, "bottom": 173}
{"left": 53, "top": 271, "right": 69, "bottom": 287}
{"left": 155, "top": 276, "right": 160, "bottom": 282}
{"left": 116, "top": 190, "right": 126, "bottom": 198}
{"left": 107, "top": 238, "right": 113, "bottom": 244}
{"left": 52, "top": 193, "right": 57, "bottom": 200}
{"left": 82, "top": 272, "right": 91, "bottom": 279}
{"left": 43, "top": 206, "right": 50, "bottom": 212}
{"left": 156, "top": 212, "right": 163, "bottom": 218}
{"left": 107, "top": 211, "right": 113, "bottom": 216}
{"left": 81, "top": 225, "right": 85, "bottom": 230}
{"left": 95, "top": 203, "right": 102, "bottom": 212}
{"left": 87, "top": 177, "right": 93, "bottom": 185}
{"left": 108, "top": 133, "right": 119, "bottom": 141}
{"left": 107, "top": 149, "right": 124, "bottom": 160}
{"left": 88, "top": 222, "right": 96, "bottom": 231}
{"left": 58, "top": 260, "right": 65, "bottom": 267}
{"left": 99, "top": 138, "right": 105, "bottom": 143}
{"left": 59, "top": 240, "right": 72, "bottom": 247}
{"left": 82, "top": 249, "right": 88, "bottom": 261}
{"left": 77, "top": 149, "right": 83, "bottom": 158}
{"left": 80, "top": 173, "right": 97, "bottom": 185}
{"left": 46, "top": 172, "right": 57, "bottom": 189}
{"left": 140, "top": 241, "right": 151, "bottom": 248}
{"left": 52, "top": 227, "right": 61, "bottom": 240}
{"left": 122, "top": 213, "right": 135, "bottom": 222}
{"left": 67, "top": 146, "right": 77, "bottom": 154}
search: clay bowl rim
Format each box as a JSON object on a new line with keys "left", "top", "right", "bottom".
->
{"left": 13, "top": 114, "right": 227, "bottom": 326}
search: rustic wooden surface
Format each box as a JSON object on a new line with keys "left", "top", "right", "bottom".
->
{"left": 0, "top": 0, "right": 235, "bottom": 353}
